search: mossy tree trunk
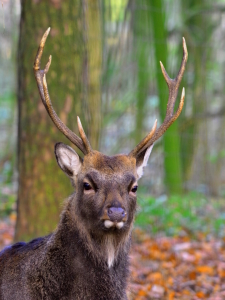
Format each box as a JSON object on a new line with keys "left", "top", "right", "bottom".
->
{"left": 16, "top": 0, "right": 102, "bottom": 241}
{"left": 133, "top": 0, "right": 151, "bottom": 146}
{"left": 149, "top": 0, "right": 183, "bottom": 194}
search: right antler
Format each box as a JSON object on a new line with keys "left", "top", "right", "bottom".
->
{"left": 129, "top": 38, "right": 188, "bottom": 158}
{"left": 33, "top": 28, "right": 92, "bottom": 155}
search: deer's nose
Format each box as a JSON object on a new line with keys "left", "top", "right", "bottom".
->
{"left": 107, "top": 207, "right": 126, "bottom": 222}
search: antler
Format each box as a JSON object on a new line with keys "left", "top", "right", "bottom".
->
{"left": 33, "top": 28, "right": 92, "bottom": 155}
{"left": 129, "top": 38, "right": 188, "bottom": 158}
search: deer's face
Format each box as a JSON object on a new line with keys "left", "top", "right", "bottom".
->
{"left": 55, "top": 143, "right": 152, "bottom": 235}
{"left": 79, "top": 152, "right": 138, "bottom": 232}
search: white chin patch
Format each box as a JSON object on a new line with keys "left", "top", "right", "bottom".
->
{"left": 104, "top": 220, "right": 114, "bottom": 228}
{"left": 116, "top": 222, "right": 124, "bottom": 229}
{"left": 104, "top": 220, "right": 124, "bottom": 229}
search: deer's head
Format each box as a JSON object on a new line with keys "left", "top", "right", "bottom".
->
{"left": 33, "top": 28, "right": 187, "bottom": 237}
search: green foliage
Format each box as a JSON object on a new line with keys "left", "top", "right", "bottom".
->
{"left": 110, "top": 0, "right": 128, "bottom": 21}
{"left": 0, "top": 161, "right": 16, "bottom": 218}
{"left": 0, "top": 192, "right": 15, "bottom": 218}
{"left": 207, "top": 150, "right": 225, "bottom": 164}
{"left": 135, "top": 192, "right": 225, "bottom": 237}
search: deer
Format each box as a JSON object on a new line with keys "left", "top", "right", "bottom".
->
{"left": 0, "top": 28, "right": 187, "bottom": 300}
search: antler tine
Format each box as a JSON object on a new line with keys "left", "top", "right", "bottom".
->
{"left": 77, "top": 116, "right": 92, "bottom": 153}
{"left": 33, "top": 28, "right": 51, "bottom": 108}
{"left": 160, "top": 37, "right": 187, "bottom": 117}
{"left": 34, "top": 28, "right": 91, "bottom": 155}
{"left": 129, "top": 38, "right": 188, "bottom": 158}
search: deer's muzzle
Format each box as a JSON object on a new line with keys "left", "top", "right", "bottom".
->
{"left": 107, "top": 207, "right": 126, "bottom": 222}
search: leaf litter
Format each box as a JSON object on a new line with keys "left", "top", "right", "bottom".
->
{"left": 128, "top": 228, "right": 225, "bottom": 299}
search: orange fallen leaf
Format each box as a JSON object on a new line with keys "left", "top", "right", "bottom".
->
{"left": 167, "top": 276, "right": 174, "bottom": 286}
{"left": 196, "top": 291, "right": 205, "bottom": 298}
{"left": 168, "top": 290, "right": 175, "bottom": 300}
{"left": 196, "top": 265, "right": 215, "bottom": 276}
{"left": 189, "top": 271, "right": 197, "bottom": 280}
{"left": 137, "top": 289, "right": 147, "bottom": 296}
{"left": 147, "top": 272, "right": 163, "bottom": 284}
{"left": 9, "top": 213, "right": 17, "bottom": 222}
{"left": 218, "top": 269, "right": 225, "bottom": 278}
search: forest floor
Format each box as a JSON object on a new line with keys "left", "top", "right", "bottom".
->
{"left": 1, "top": 216, "right": 225, "bottom": 299}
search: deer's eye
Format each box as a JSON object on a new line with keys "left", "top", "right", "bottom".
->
{"left": 131, "top": 185, "right": 138, "bottom": 193}
{"left": 83, "top": 182, "right": 92, "bottom": 191}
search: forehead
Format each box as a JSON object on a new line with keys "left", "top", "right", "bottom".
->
{"left": 82, "top": 151, "right": 136, "bottom": 177}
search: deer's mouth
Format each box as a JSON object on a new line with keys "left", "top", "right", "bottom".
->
{"left": 104, "top": 220, "right": 124, "bottom": 230}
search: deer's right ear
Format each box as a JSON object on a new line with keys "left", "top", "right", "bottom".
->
{"left": 55, "top": 143, "right": 82, "bottom": 177}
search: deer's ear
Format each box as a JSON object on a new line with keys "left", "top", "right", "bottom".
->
{"left": 55, "top": 143, "right": 82, "bottom": 177}
{"left": 136, "top": 144, "right": 154, "bottom": 179}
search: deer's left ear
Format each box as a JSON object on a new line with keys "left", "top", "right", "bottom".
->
{"left": 136, "top": 144, "right": 154, "bottom": 179}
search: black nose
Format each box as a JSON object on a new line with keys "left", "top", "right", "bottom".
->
{"left": 107, "top": 207, "right": 126, "bottom": 222}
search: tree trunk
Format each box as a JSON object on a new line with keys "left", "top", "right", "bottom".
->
{"left": 180, "top": 0, "right": 214, "bottom": 186}
{"left": 16, "top": 0, "right": 102, "bottom": 241}
{"left": 133, "top": 0, "right": 151, "bottom": 146}
{"left": 150, "top": 0, "right": 183, "bottom": 194}
{"left": 82, "top": 0, "right": 102, "bottom": 149}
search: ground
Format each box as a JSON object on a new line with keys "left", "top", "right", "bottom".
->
{"left": 128, "top": 229, "right": 225, "bottom": 299}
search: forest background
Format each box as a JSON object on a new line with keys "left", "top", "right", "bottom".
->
{"left": 1, "top": 0, "right": 225, "bottom": 241}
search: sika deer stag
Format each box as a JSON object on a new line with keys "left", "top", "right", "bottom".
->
{"left": 0, "top": 28, "right": 188, "bottom": 300}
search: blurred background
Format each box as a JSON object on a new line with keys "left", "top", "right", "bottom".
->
{"left": 1, "top": 0, "right": 225, "bottom": 243}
